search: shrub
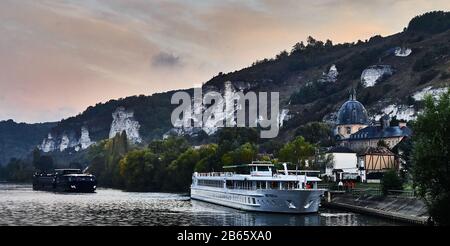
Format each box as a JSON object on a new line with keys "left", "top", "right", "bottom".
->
{"left": 381, "top": 169, "right": 403, "bottom": 195}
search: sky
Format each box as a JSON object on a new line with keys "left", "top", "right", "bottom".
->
{"left": 0, "top": 0, "right": 449, "bottom": 123}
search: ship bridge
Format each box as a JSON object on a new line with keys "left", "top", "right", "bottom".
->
{"left": 223, "top": 161, "right": 274, "bottom": 177}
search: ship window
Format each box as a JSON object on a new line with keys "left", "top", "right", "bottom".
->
{"left": 270, "top": 182, "right": 278, "bottom": 189}
{"left": 252, "top": 198, "right": 256, "bottom": 204}
{"left": 346, "top": 127, "right": 351, "bottom": 134}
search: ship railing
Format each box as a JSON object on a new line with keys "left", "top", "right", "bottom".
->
{"left": 225, "top": 186, "right": 304, "bottom": 191}
{"left": 195, "top": 172, "right": 235, "bottom": 177}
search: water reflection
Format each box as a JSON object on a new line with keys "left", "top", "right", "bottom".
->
{"left": 0, "top": 184, "right": 403, "bottom": 226}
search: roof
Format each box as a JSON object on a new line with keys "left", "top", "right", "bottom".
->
{"left": 326, "top": 146, "right": 356, "bottom": 153}
{"left": 358, "top": 146, "right": 396, "bottom": 156}
{"left": 336, "top": 96, "right": 369, "bottom": 125}
{"left": 346, "top": 125, "right": 412, "bottom": 141}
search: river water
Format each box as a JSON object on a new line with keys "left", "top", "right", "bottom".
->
{"left": 0, "top": 184, "right": 404, "bottom": 226}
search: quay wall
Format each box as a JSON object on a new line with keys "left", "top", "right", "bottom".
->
{"left": 322, "top": 193, "right": 430, "bottom": 225}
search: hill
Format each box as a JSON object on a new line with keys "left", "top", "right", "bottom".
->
{"left": 0, "top": 11, "right": 449, "bottom": 166}
{"left": 0, "top": 120, "right": 56, "bottom": 165}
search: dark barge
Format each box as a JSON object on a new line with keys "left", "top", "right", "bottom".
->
{"left": 33, "top": 169, "right": 97, "bottom": 193}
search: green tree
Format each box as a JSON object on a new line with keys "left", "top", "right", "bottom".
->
{"left": 194, "top": 144, "right": 220, "bottom": 172}
{"left": 295, "top": 122, "right": 334, "bottom": 146}
{"left": 381, "top": 169, "right": 403, "bottom": 195}
{"left": 87, "top": 140, "right": 107, "bottom": 180}
{"left": 279, "top": 136, "right": 315, "bottom": 168}
{"left": 117, "top": 136, "right": 192, "bottom": 192}
{"left": 87, "top": 132, "right": 130, "bottom": 188}
{"left": 412, "top": 90, "right": 450, "bottom": 225}
{"left": 220, "top": 142, "right": 257, "bottom": 167}
{"left": 236, "top": 143, "right": 257, "bottom": 164}
{"left": 119, "top": 149, "right": 160, "bottom": 191}
{"left": 166, "top": 148, "right": 200, "bottom": 191}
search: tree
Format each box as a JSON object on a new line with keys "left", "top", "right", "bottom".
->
{"left": 279, "top": 136, "right": 315, "bottom": 168}
{"left": 412, "top": 90, "right": 450, "bottom": 225}
{"left": 118, "top": 136, "right": 192, "bottom": 192}
{"left": 377, "top": 139, "right": 390, "bottom": 148}
{"left": 87, "top": 132, "right": 130, "bottom": 188}
{"left": 166, "top": 148, "right": 200, "bottom": 191}
{"left": 119, "top": 149, "right": 160, "bottom": 191}
{"left": 194, "top": 144, "right": 220, "bottom": 172}
{"left": 291, "top": 42, "right": 306, "bottom": 53}
{"left": 295, "top": 122, "right": 334, "bottom": 146}
{"left": 103, "top": 132, "right": 129, "bottom": 187}
{"left": 220, "top": 142, "right": 257, "bottom": 167}
{"left": 381, "top": 169, "right": 403, "bottom": 195}
{"left": 316, "top": 152, "right": 335, "bottom": 171}
{"left": 276, "top": 50, "right": 289, "bottom": 60}
{"left": 393, "top": 138, "right": 413, "bottom": 180}
{"left": 236, "top": 143, "right": 257, "bottom": 164}
{"left": 4, "top": 158, "right": 33, "bottom": 182}
{"left": 407, "top": 11, "right": 450, "bottom": 34}
{"left": 0, "top": 166, "right": 5, "bottom": 181}
{"left": 307, "top": 36, "right": 317, "bottom": 47}
{"left": 32, "top": 148, "right": 54, "bottom": 173}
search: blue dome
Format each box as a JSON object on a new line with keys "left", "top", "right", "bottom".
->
{"left": 337, "top": 98, "right": 369, "bottom": 125}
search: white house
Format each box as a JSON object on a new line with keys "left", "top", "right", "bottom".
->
{"left": 325, "top": 146, "right": 360, "bottom": 182}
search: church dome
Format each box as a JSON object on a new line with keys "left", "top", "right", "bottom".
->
{"left": 336, "top": 91, "right": 369, "bottom": 125}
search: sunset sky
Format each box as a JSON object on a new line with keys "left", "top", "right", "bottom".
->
{"left": 0, "top": 0, "right": 449, "bottom": 123}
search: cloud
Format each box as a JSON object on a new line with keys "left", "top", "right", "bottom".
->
{"left": 151, "top": 52, "right": 182, "bottom": 68}
{"left": 0, "top": 0, "right": 449, "bottom": 123}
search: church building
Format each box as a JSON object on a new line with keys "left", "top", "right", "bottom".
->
{"left": 334, "top": 90, "right": 412, "bottom": 153}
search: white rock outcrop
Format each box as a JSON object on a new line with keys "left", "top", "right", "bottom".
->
{"left": 413, "top": 86, "right": 448, "bottom": 101}
{"left": 394, "top": 47, "right": 412, "bottom": 57}
{"left": 79, "top": 127, "right": 94, "bottom": 150}
{"left": 374, "top": 104, "right": 417, "bottom": 122}
{"left": 109, "top": 107, "right": 142, "bottom": 143}
{"left": 59, "top": 134, "right": 70, "bottom": 152}
{"left": 278, "top": 109, "right": 291, "bottom": 127}
{"left": 171, "top": 82, "right": 240, "bottom": 136}
{"left": 320, "top": 64, "right": 338, "bottom": 83}
{"left": 40, "top": 126, "right": 96, "bottom": 153}
{"left": 361, "top": 65, "right": 394, "bottom": 87}
{"left": 41, "top": 133, "right": 56, "bottom": 153}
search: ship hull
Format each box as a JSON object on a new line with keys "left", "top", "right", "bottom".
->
{"left": 191, "top": 186, "right": 324, "bottom": 213}
{"left": 33, "top": 179, "right": 96, "bottom": 193}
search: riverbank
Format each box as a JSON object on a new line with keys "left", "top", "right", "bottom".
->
{"left": 322, "top": 193, "right": 430, "bottom": 225}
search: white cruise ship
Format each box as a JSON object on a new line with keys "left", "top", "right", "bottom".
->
{"left": 190, "top": 161, "right": 325, "bottom": 213}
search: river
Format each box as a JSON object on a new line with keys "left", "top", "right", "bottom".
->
{"left": 0, "top": 183, "right": 404, "bottom": 226}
